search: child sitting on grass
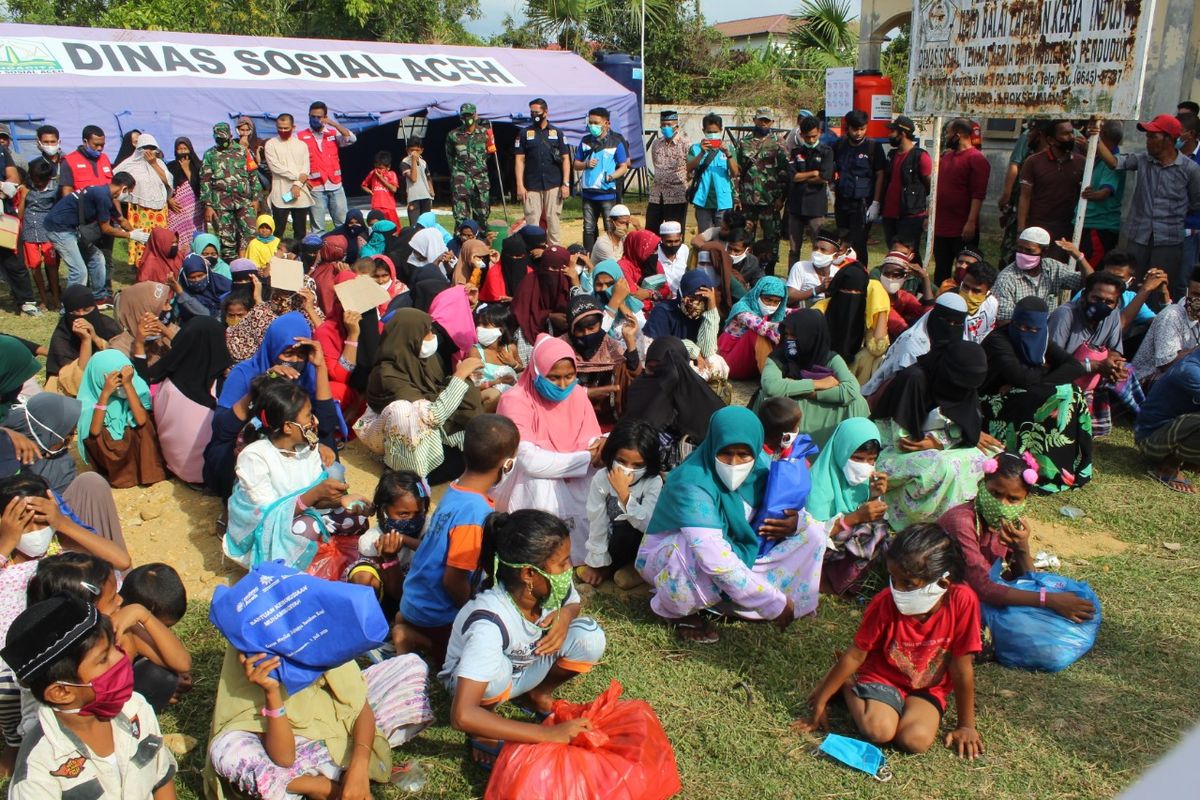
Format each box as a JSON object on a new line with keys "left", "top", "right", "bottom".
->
{"left": 347, "top": 470, "right": 430, "bottom": 609}
{"left": 578, "top": 419, "right": 663, "bottom": 588}
{"left": 794, "top": 524, "right": 984, "bottom": 759}
{"left": 392, "top": 414, "right": 520, "bottom": 667}
{"left": 3, "top": 595, "right": 177, "bottom": 799}
{"left": 758, "top": 396, "right": 802, "bottom": 460}
{"left": 441, "top": 509, "right": 605, "bottom": 769}
{"left": 119, "top": 562, "right": 193, "bottom": 707}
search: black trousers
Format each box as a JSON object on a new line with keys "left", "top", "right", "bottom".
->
{"left": 834, "top": 197, "right": 872, "bottom": 270}
{"left": 607, "top": 520, "right": 644, "bottom": 570}
{"left": 933, "top": 233, "right": 980, "bottom": 285}
{"left": 271, "top": 206, "right": 308, "bottom": 240}
{"left": 645, "top": 202, "right": 687, "bottom": 237}
{"left": 881, "top": 216, "right": 926, "bottom": 264}
{"left": 0, "top": 248, "right": 33, "bottom": 305}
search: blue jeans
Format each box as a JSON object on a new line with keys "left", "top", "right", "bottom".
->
{"left": 308, "top": 185, "right": 348, "bottom": 232}
{"left": 48, "top": 230, "right": 106, "bottom": 300}
{"left": 581, "top": 197, "right": 615, "bottom": 251}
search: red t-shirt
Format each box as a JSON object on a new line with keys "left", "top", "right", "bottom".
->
{"left": 885, "top": 290, "right": 926, "bottom": 339}
{"left": 881, "top": 148, "right": 933, "bottom": 220}
{"left": 935, "top": 148, "right": 991, "bottom": 237}
{"left": 853, "top": 582, "right": 981, "bottom": 705}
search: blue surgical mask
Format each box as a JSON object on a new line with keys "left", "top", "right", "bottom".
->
{"left": 818, "top": 733, "right": 891, "bottom": 781}
{"left": 534, "top": 374, "right": 577, "bottom": 403}
{"left": 587, "top": 123, "right": 604, "bottom": 138}
{"left": 309, "top": 115, "right": 324, "bottom": 130}
{"left": 660, "top": 126, "right": 676, "bottom": 140}
{"left": 83, "top": 145, "right": 102, "bottom": 159}
{"left": 256, "top": 234, "right": 274, "bottom": 243}
{"left": 1177, "top": 137, "right": 1187, "bottom": 150}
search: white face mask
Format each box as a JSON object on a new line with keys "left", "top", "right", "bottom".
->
{"left": 810, "top": 251, "right": 834, "bottom": 269}
{"left": 714, "top": 458, "right": 755, "bottom": 491}
{"left": 832, "top": 253, "right": 848, "bottom": 266}
{"left": 492, "top": 457, "right": 517, "bottom": 493}
{"left": 780, "top": 431, "right": 797, "bottom": 450}
{"left": 843, "top": 459, "right": 874, "bottom": 486}
{"left": 39, "top": 143, "right": 60, "bottom": 156}
{"left": 612, "top": 463, "right": 647, "bottom": 482}
{"left": 880, "top": 276, "right": 905, "bottom": 294}
{"left": 890, "top": 573, "right": 949, "bottom": 616}
{"left": 730, "top": 251, "right": 748, "bottom": 265}
{"left": 16, "top": 525, "right": 55, "bottom": 558}
{"left": 117, "top": 191, "right": 131, "bottom": 204}
{"left": 759, "top": 301, "right": 780, "bottom": 318}
{"left": 476, "top": 326, "right": 502, "bottom": 347}
{"left": 419, "top": 335, "right": 439, "bottom": 359}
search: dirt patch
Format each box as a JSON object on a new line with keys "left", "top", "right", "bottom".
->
{"left": 1026, "top": 518, "right": 1129, "bottom": 559}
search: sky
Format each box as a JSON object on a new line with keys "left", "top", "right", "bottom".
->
{"left": 463, "top": 0, "right": 830, "bottom": 37}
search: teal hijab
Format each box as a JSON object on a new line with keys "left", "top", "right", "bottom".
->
{"left": 75, "top": 349, "right": 152, "bottom": 462}
{"left": 726, "top": 275, "right": 787, "bottom": 327}
{"left": 592, "top": 259, "right": 644, "bottom": 314}
{"left": 0, "top": 335, "right": 40, "bottom": 425}
{"left": 806, "top": 417, "right": 881, "bottom": 521}
{"left": 361, "top": 220, "right": 397, "bottom": 258}
{"left": 190, "top": 233, "right": 232, "bottom": 280}
{"left": 647, "top": 406, "right": 769, "bottom": 567}
{"left": 416, "top": 211, "right": 453, "bottom": 245}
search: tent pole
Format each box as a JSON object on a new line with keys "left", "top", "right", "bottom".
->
{"left": 922, "top": 116, "right": 943, "bottom": 270}
{"left": 1069, "top": 127, "right": 1099, "bottom": 271}
{"left": 493, "top": 150, "right": 511, "bottom": 226}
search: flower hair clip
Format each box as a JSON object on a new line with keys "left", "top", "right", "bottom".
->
{"left": 982, "top": 458, "right": 999, "bottom": 474}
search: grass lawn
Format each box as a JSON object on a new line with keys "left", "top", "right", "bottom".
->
{"left": 1, "top": 216, "right": 1197, "bottom": 798}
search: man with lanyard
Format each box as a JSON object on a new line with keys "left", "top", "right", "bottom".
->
{"left": 1095, "top": 113, "right": 1200, "bottom": 295}
{"left": 736, "top": 108, "right": 790, "bottom": 276}
{"left": 831, "top": 110, "right": 886, "bottom": 269}
{"left": 200, "top": 122, "right": 258, "bottom": 260}
{"left": 446, "top": 102, "right": 492, "bottom": 231}
{"left": 573, "top": 107, "right": 629, "bottom": 251}
{"left": 514, "top": 97, "right": 571, "bottom": 245}
{"left": 298, "top": 100, "right": 355, "bottom": 231}
{"left": 879, "top": 115, "right": 931, "bottom": 273}
{"left": 646, "top": 110, "right": 690, "bottom": 234}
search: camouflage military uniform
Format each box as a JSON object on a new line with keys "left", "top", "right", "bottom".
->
{"left": 200, "top": 123, "right": 257, "bottom": 260}
{"left": 446, "top": 114, "right": 491, "bottom": 229}
{"left": 737, "top": 133, "right": 790, "bottom": 274}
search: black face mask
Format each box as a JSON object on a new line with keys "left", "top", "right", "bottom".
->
{"left": 531, "top": 112, "right": 545, "bottom": 124}
{"left": 572, "top": 329, "right": 605, "bottom": 359}
{"left": 754, "top": 124, "right": 772, "bottom": 137}
{"left": 661, "top": 243, "right": 681, "bottom": 256}
{"left": 888, "top": 135, "right": 901, "bottom": 147}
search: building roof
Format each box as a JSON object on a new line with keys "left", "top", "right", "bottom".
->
{"left": 712, "top": 14, "right": 798, "bottom": 39}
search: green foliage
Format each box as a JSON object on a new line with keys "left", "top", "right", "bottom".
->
{"left": 882, "top": 22, "right": 911, "bottom": 111}
{"left": 789, "top": 0, "right": 858, "bottom": 69}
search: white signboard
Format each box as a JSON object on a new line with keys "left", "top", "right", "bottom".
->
{"left": 908, "top": 0, "right": 1156, "bottom": 118}
{"left": 825, "top": 67, "right": 854, "bottom": 118}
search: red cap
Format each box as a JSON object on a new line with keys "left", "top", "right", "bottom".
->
{"left": 1137, "top": 114, "right": 1183, "bottom": 138}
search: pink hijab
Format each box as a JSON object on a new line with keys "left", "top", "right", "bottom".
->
{"left": 497, "top": 334, "right": 600, "bottom": 452}
{"left": 428, "top": 285, "right": 477, "bottom": 363}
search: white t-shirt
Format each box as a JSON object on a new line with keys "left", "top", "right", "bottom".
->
{"left": 235, "top": 439, "right": 324, "bottom": 506}
{"left": 439, "top": 583, "right": 582, "bottom": 687}
{"left": 786, "top": 260, "right": 840, "bottom": 299}
{"left": 657, "top": 245, "right": 691, "bottom": 296}
{"left": 401, "top": 155, "right": 432, "bottom": 202}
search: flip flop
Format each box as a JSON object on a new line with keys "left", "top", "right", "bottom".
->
{"left": 466, "top": 735, "right": 504, "bottom": 772}
{"left": 511, "top": 702, "right": 552, "bottom": 723}
{"left": 1147, "top": 470, "right": 1195, "bottom": 494}
{"left": 676, "top": 621, "right": 720, "bottom": 645}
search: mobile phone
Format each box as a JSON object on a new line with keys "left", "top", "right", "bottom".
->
{"left": 282, "top": 191, "right": 294, "bottom": 204}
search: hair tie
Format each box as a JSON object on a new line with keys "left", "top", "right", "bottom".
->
{"left": 982, "top": 457, "right": 999, "bottom": 475}
{"left": 1021, "top": 451, "right": 1040, "bottom": 485}
{"left": 416, "top": 479, "right": 429, "bottom": 499}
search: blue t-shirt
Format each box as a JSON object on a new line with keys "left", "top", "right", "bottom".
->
{"left": 1135, "top": 352, "right": 1200, "bottom": 440}
{"left": 44, "top": 185, "right": 114, "bottom": 234}
{"left": 400, "top": 483, "right": 494, "bottom": 628}
{"left": 575, "top": 135, "right": 627, "bottom": 201}
{"left": 686, "top": 143, "right": 734, "bottom": 209}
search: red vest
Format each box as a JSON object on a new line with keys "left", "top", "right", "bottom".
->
{"left": 297, "top": 128, "right": 342, "bottom": 188}
{"left": 64, "top": 149, "right": 113, "bottom": 190}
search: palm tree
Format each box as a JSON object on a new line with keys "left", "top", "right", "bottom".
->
{"left": 790, "top": 0, "right": 858, "bottom": 69}
{"left": 525, "top": 0, "right": 597, "bottom": 53}
{"left": 524, "top": 0, "right": 679, "bottom": 54}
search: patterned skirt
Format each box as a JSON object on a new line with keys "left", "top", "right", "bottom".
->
{"left": 982, "top": 383, "right": 1093, "bottom": 493}
{"left": 166, "top": 182, "right": 204, "bottom": 256}
{"left": 127, "top": 204, "right": 169, "bottom": 265}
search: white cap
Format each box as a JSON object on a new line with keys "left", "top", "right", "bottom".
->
{"left": 1018, "top": 226, "right": 1051, "bottom": 246}
{"left": 136, "top": 133, "right": 159, "bottom": 150}
{"left": 934, "top": 292, "right": 968, "bottom": 312}
{"left": 608, "top": 204, "right": 631, "bottom": 217}
{"left": 658, "top": 221, "right": 682, "bottom": 235}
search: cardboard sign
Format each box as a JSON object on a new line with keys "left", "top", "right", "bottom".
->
{"left": 0, "top": 215, "right": 18, "bottom": 251}
{"left": 334, "top": 275, "right": 391, "bottom": 314}
{"left": 269, "top": 257, "right": 304, "bottom": 292}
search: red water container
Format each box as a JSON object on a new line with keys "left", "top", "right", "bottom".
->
{"left": 854, "top": 71, "right": 894, "bottom": 139}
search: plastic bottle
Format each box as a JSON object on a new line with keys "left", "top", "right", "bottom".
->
{"left": 391, "top": 760, "right": 427, "bottom": 792}
{"left": 326, "top": 460, "right": 346, "bottom": 483}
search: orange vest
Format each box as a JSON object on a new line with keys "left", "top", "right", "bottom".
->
{"left": 64, "top": 149, "right": 112, "bottom": 190}
{"left": 297, "top": 128, "right": 342, "bottom": 188}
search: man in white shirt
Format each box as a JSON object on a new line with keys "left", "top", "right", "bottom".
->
{"left": 264, "top": 113, "right": 312, "bottom": 239}
{"left": 656, "top": 221, "right": 690, "bottom": 296}
{"left": 786, "top": 229, "right": 843, "bottom": 306}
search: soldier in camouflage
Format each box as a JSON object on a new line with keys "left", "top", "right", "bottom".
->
{"left": 200, "top": 122, "right": 258, "bottom": 260}
{"left": 445, "top": 102, "right": 491, "bottom": 230}
{"left": 736, "top": 108, "right": 791, "bottom": 275}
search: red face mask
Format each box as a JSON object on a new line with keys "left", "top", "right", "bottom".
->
{"left": 61, "top": 650, "right": 134, "bottom": 720}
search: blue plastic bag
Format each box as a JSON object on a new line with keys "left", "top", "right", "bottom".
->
{"left": 980, "top": 559, "right": 1101, "bottom": 672}
{"left": 752, "top": 434, "right": 819, "bottom": 555}
{"left": 210, "top": 560, "right": 389, "bottom": 694}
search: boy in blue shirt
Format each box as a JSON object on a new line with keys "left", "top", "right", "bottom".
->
{"left": 393, "top": 414, "right": 520, "bottom": 668}
{"left": 574, "top": 107, "right": 629, "bottom": 251}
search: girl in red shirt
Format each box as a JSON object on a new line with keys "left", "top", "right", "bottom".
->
{"left": 794, "top": 524, "right": 985, "bottom": 759}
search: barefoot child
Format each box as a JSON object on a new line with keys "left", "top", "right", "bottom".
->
{"left": 579, "top": 419, "right": 662, "bottom": 588}
{"left": 393, "top": 414, "right": 520, "bottom": 666}
{"left": 441, "top": 509, "right": 606, "bottom": 768}
{"left": 795, "top": 524, "right": 984, "bottom": 759}
{"left": 3, "top": 595, "right": 178, "bottom": 799}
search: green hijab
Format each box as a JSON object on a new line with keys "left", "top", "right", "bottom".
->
{"left": 75, "top": 349, "right": 152, "bottom": 462}
{"left": 647, "top": 406, "right": 769, "bottom": 567}
{"left": 190, "top": 233, "right": 232, "bottom": 279}
{"left": 0, "top": 336, "right": 40, "bottom": 425}
{"left": 805, "top": 417, "right": 881, "bottom": 522}
{"left": 592, "top": 259, "right": 644, "bottom": 314}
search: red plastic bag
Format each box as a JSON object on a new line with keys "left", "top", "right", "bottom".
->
{"left": 485, "top": 680, "right": 681, "bottom": 800}
{"left": 304, "top": 537, "right": 359, "bottom": 581}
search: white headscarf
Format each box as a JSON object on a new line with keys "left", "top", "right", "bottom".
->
{"left": 407, "top": 227, "right": 448, "bottom": 267}
{"left": 113, "top": 138, "right": 173, "bottom": 210}
{"left": 861, "top": 292, "right": 969, "bottom": 396}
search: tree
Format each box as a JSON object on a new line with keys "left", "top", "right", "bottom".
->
{"left": 521, "top": 0, "right": 677, "bottom": 55}
{"left": 881, "top": 23, "right": 910, "bottom": 111}
{"left": 789, "top": 0, "right": 858, "bottom": 69}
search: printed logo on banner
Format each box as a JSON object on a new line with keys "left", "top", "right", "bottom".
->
{"left": 0, "top": 40, "right": 62, "bottom": 74}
